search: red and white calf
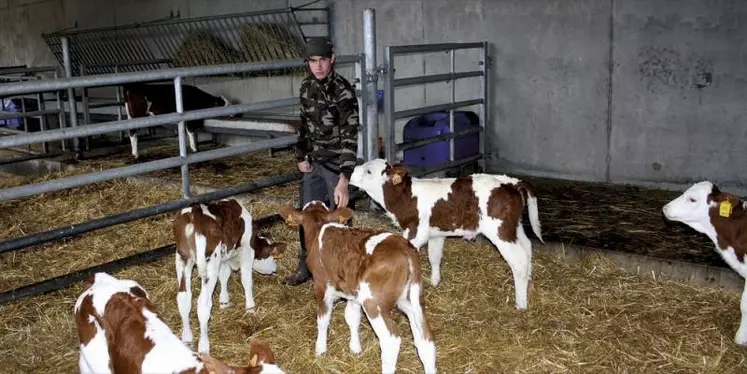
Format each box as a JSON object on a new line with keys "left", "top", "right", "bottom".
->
{"left": 172, "top": 198, "right": 286, "bottom": 353}
{"left": 74, "top": 272, "right": 286, "bottom": 373}
{"left": 123, "top": 83, "right": 230, "bottom": 159}
{"left": 662, "top": 181, "right": 747, "bottom": 345}
{"left": 279, "top": 202, "right": 437, "bottom": 374}
{"left": 349, "top": 159, "right": 544, "bottom": 310}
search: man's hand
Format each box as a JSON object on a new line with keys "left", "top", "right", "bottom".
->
{"left": 334, "top": 176, "right": 349, "bottom": 208}
{"left": 298, "top": 160, "right": 313, "bottom": 173}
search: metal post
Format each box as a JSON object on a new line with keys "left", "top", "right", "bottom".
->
{"left": 363, "top": 8, "right": 378, "bottom": 162}
{"left": 80, "top": 64, "right": 91, "bottom": 151}
{"left": 54, "top": 68, "right": 67, "bottom": 151}
{"left": 383, "top": 45, "right": 395, "bottom": 163}
{"left": 355, "top": 59, "right": 367, "bottom": 162}
{"left": 449, "top": 49, "right": 455, "bottom": 162}
{"left": 480, "top": 42, "right": 489, "bottom": 171}
{"left": 36, "top": 76, "right": 49, "bottom": 154}
{"left": 62, "top": 36, "right": 80, "bottom": 155}
{"left": 20, "top": 95, "right": 30, "bottom": 153}
{"left": 174, "top": 76, "right": 191, "bottom": 199}
{"left": 114, "top": 65, "right": 124, "bottom": 143}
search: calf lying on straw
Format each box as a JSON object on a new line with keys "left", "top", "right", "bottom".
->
{"left": 663, "top": 181, "right": 747, "bottom": 345}
{"left": 279, "top": 201, "right": 437, "bottom": 374}
{"left": 172, "top": 198, "right": 286, "bottom": 353}
{"left": 349, "top": 158, "right": 543, "bottom": 310}
{"left": 74, "top": 272, "right": 286, "bottom": 373}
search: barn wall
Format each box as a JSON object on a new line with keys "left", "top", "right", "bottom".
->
{"left": 1, "top": 0, "right": 746, "bottom": 191}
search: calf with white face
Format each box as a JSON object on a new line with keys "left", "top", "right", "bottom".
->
{"left": 349, "top": 158, "right": 543, "bottom": 311}
{"left": 662, "top": 180, "right": 747, "bottom": 344}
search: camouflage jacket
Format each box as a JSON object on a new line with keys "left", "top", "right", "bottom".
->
{"left": 295, "top": 70, "right": 360, "bottom": 180}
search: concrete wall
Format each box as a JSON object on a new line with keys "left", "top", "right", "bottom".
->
{"left": 2, "top": 0, "right": 746, "bottom": 191}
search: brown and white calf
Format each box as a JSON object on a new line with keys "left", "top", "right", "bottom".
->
{"left": 74, "top": 272, "right": 286, "bottom": 373}
{"left": 349, "top": 158, "right": 544, "bottom": 311}
{"left": 279, "top": 201, "right": 437, "bottom": 374}
{"left": 123, "top": 83, "right": 230, "bottom": 159}
{"left": 663, "top": 181, "right": 747, "bottom": 345}
{"left": 172, "top": 198, "right": 286, "bottom": 353}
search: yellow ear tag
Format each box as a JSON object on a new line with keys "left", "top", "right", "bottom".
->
{"left": 338, "top": 215, "right": 347, "bottom": 224}
{"left": 719, "top": 200, "right": 733, "bottom": 217}
{"left": 250, "top": 354, "right": 258, "bottom": 367}
{"left": 391, "top": 174, "right": 402, "bottom": 185}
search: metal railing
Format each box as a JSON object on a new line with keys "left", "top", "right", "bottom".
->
{"left": 41, "top": 7, "right": 328, "bottom": 76}
{"left": 0, "top": 66, "right": 63, "bottom": 155}
{"left": 382, "top": 41, "right": 490, "bottom": 173}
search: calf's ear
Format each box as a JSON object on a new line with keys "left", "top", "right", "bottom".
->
{"left": 327, "top": 207, "right": 354, "bottom": 224}
{"left": 278, "top": 205, "right": 302, "bottom": 226}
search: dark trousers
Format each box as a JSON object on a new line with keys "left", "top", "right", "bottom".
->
{"left": 294, "top": 161, "right": 355, "bottom": 276}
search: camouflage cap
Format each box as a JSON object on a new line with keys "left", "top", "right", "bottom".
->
{"left": 304, "top": 37, "right": 334, "bottom": 58}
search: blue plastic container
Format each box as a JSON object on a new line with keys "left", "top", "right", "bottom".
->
{"left": 402, "top": 111, "right": 480, "bottom": 167}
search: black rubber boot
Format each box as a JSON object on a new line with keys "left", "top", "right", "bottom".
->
{"left": 285, "top": 226, "right": 311, "bottom": 286}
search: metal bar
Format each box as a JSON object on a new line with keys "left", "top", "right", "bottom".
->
{"left": 36, "top": 78, "right": 49, "bottom": 154}
{"left": 356, "top": 59, "right": 367, "bottom": 161}
{"left": 416, "top": 154, "right": 483, "bottom": 177}
{"left": 54, "top": 68, "right": 67, "bottom": 152}
{"left": 393, "top": 71, "right": 483, "bottom": 88}
{"left": 0, "top": 108, "right": 63, "bottom": 121}
{"left": 0, "top": 98, "right": 298, "bottom": 149}
{"left": 62, "top": 37, "right": 81, "bottom": 154}
{"left": 480, "top": 41, "right": 489, "bottom": 169}
{"left": 0, "top": 134, "right": 299, "bottom": 202}
{"left": 449, "top": 49, "right": 455, "bottom": 163}
{"left": 389, "top": 42, "right": 484, "bottom": 55}
{"left": 80, "top": 65, "right": 91, "bottom": 151}
{"left": 394, "top": 99, "right": 484, "bottom": 120}
{"left": 0, "top": 54, "right": 361, "bottom": 97}
{"left": 363, "top": 8, "right": 378, "bottom": 162}
{"left": 174, "top": 77, "right": 190, "bottom": 199}
{"left": 396, "top": 127, "right": 481, "bottom": 152}
{"left": 0, "top": 66, "right": 57, "bottom": 75}
{"left": 0, "top": 171, "right": 301, "bottom": 255}
{"left": 383, "top": 46, "right": 395, "bottom": 163}
{"left": 115, "top": 65, "right": 124, "bottom": 142}
{"left": 87, "top": 101, "right": 124, "bottom": 109}
{"left": 0, "top": 211, "right": 286, "bottom": 305}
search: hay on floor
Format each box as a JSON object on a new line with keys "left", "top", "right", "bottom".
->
{"left": 0, "top": 197, "right": 746, "bottom": 373}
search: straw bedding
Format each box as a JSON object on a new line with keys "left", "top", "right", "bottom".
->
{"left": 0, "top": 169, "right": 745, "bottom": 372}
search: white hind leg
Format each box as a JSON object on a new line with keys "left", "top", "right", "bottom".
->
{"left": 426, "top": 237, "right": 444, "bottom": 286}
{"left": 516, "top": 224, "right": 533, "bottom": 281}
{"left": 175, "top": 254, "right": 194, "bottom": 344}
{"left": 344, "top": 301, "right": 362, "bottom": 354}
{"left": 483, "top": 226, "right": 531, "bottom": 311}
{"left": 397, "top": 283, "right": 436, "bottom": 373}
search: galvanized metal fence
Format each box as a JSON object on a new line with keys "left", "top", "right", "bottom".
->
{"left": 381, "top": 42, "right": 491, "bottom": 173}
{"left": 41, "top": 6, "right": 329, "bottom": 76}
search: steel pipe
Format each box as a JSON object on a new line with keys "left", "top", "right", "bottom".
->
{"left": 389, "top": 42, "right": 484, "bottom": 55}
{"left": 396, "top": 127, "right": 481, "bottom": 152}
{"left": 0, "top": 55, "right": 362, "bottom": 97}
{"left": 0, "top": 134, "right": 299, "bottom": 202}
{"left": 363, "top": 8, "right": 378, "bottom": 162}
{"left": 393, "top": 71, "right": 483, "bottom": 88}
{"left": 0, "top": 170, "right": 302, "bottom": 255}
{"left": 394, "top": 99, "right": 484, "bottom": 120}
{"left": 0, "top": 98, "right": 299, "bottom": 149}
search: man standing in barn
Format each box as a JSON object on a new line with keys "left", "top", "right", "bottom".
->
{"left": 285, "top": 37, "right": 360, "bottom": 286}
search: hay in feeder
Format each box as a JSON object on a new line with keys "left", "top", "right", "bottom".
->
{"left": 0, "top": 204, "right": 746, "bottom": 373}
{"left": 171, "top": 30, "right": 242, "bottom": 67}
{"left": 237, "top": 22, "right": 307, "bottom": 76}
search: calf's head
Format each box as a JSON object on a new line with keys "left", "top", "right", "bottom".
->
{"left": 251, "top": 226, "right": 287, "bottom": 275}
{"left": 279, "top": 201, "right": 354, "bottom": 231}
{"left": 663, "top": 180, "right": 745, "bottom": 235}
{"left": 350, "top": 158, "right": 412, "bottom": 200}
{"left": 199, "top": 338, "right": 285, "bottom": 374}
